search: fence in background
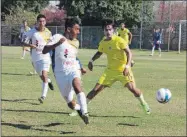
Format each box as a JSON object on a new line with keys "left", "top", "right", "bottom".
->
{"left": 1, "top": 23, "right": 186, "bottom": 51}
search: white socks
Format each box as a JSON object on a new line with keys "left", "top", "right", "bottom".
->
{"left": 151, "top": 46, "right": 155, "bottom": 55}
{"left": 158, "top": 48, "right": 161, "bottom": 55}
{"left": 22, "top": 50, "right": 26, "bottom": 58}
{"left": 41, "top": 82, "right": 48, "bottom": 98}
{"left": 137, "top": 94, "right": 146, "bottom": 105}
{"left": 74, "top": 104, "right": 81, "bottom": 110}
{"left": 77, "top": 92, "right": 88, "bottom": 114}
{"left": 48, "top": 78, "right": 51, "bottom": 83}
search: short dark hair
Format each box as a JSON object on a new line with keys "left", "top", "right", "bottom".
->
{"left": 65, "top": 17, "right": 80, "bottom": 30}
{"left": 102, "top": 19, "right": 115, "bottom": 29}
{"left": 37, "top": 14, "right": 46, "bottom": 21}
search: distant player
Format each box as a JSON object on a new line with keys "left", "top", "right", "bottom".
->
{"left": 19, "top": 20, "right": 31, "bottom": 59}
{"left": 42, "top": 17, "right": 89, "bottom": 124}
{"left": 22, "top": 14, "right": 54, "bottom": 103}
{"left": 150, "top": 28, "right": 162, "bottom": 56}
{"left": 87, "top": 19, "right": 151, "bottom": 115}
{"left": 117, "top": 23, "right": 135, "bottom": 67}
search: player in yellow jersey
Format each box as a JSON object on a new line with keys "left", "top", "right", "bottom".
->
{"left": 87, "top": 19, "right": 150, "bottom": 114}
{"left": 117, "top": 23, "right": 135, "bottom": 67}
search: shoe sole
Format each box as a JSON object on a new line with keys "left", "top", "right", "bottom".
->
{"left": 48, "top": 83, "right": 54, "bottom": 90}
{"left": 77, "top": 110, "right": 89, "bottom": 124}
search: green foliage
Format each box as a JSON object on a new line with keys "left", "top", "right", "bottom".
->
{"left": 57, "top": 0, "right": 154, "bottom": 27}
{"left": 4, "top": 3, "right": 37, "bottom": 26}
{"left": 1, "top": 0, "right": 49, "bottom": 14}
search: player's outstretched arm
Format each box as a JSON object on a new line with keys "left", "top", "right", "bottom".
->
{"left": 88, "top": 51, "right": 103, "bottom": 71}
{"left": 42, "top": 38, "right": 65, "bottom": 54}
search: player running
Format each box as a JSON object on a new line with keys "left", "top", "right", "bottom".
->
{"left": 19, "top": 20, "right": 31, "bottom": 59}
{"left": 42, "top": 17, "right": 89, "bottom": 124}
{"left": 87, "top": 19, "right": 151, "bottom": 115}
{"left": 22, "top": 14, "right": 54, "bottom": 103}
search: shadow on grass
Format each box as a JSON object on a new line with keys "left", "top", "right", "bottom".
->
{"left": 1, "top": 122, "right": 76, "bottom": 134}
{"left": 117, "top": 123, "right": 139, "bottom": 126}
{"left": 43, "top": 122, "right": 70, "bottom": 127}
{"left": 89, "top": 114, "right": 140, "bottom": 118}
{"left": 2, "top": 99, "right": 40, "bottom": 105}
{"left": 2, "top": 109, "right": 69, "bottom": 115}
{"left": 1, "top": 72, "right": 37, "bottom": 76}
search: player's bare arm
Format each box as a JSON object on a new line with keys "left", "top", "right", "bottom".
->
{"left": 42, "top": 37, "right": 66, "bottom": 54}
{"left": 88, "top": 51, "right": 103, "bottom": 71}
{"left": 123, "top": 46, "right": 132, "bottom": 76}
{"left": 128, "top": 32, "right": 133, "bottom": 44}
{"left": 21, "top": 41, "right": 37, "bottom": 49}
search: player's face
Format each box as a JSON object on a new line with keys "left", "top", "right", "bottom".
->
{"left": 37, "top": 18, "right": 46, "bottom": 29}
{"left": 104, "top": 25, "right": 114, "bottom": 38}
{"left": 121, "top": 23, "right": 125, "bottom": 28}
{"left": 69, "top": 24, "right": 80, "bottom": 39}
{"left": 23, "top": 22, "right": 27, "bottom": 26}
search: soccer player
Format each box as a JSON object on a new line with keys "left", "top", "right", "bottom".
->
{"left": 150, "top": 28, "right": 162, "bottom": 56}
{"left": 117, "top": 23, "right": 135, "bottom": 66}
{"left": 19, "top": 20, "right": 31, "bottom": 59}
{"left": 87, "top": 19, "right": 151, "bottom": 115}
{"left": 42, "top": 18, "right": 89, "bottom": 124}
{"left": 22, "top": 14, "right": 54, "bottom": 103}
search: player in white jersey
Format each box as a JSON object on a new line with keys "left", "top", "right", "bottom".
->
{"left": 19, "top": 20, "right": 31, "bottom": 59}
{"left": 42, "top": 18, "right": 89, "bottom": 124}
{"left": 22, "top": 14, "right": 54, "bottom": 103}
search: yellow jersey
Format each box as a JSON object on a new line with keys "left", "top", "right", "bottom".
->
{"left": 67, "top": 39, "right": 79, "bottom": 49}
{"left": 117, "top": 28, "right": 130, "bottom": 43}
{"left": 98, "top": 35, "right": 128, "bottom": 72}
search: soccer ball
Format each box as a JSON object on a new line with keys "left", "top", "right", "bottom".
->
{"left": 156, "top": 88, "right": 172, "bottom": 103}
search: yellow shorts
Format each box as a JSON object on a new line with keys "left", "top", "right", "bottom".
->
{"left": 98, "top": 68, "right": 135, "bottom": 87}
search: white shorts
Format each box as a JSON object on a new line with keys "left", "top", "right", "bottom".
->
{"left": 54, "top": 70, "right": 81, "bottom": 103}
{"left": 33, "top": 60, "right": 51, "bottom": 76}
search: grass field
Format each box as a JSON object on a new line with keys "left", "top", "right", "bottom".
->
{"left": 1, "top": 46, "right": 186, "bottom": 136}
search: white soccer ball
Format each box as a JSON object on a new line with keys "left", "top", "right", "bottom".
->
{"left": 156, "top": 88, "right": 172, "bottom": 103}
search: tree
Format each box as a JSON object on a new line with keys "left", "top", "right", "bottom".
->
{"left": 41, "top": 5, "right": 66, "bottom": 26}
{"left": 57, "top": 0, "right": 154, "bottom": 27}
{"left": 1, "top": 0, "right": 50, "bottom": 14}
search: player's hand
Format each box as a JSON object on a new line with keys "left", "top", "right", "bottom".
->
{"left": 81, "top": 68, "right": 87, "bottom": 75}
{"left": 57, "top": 38, "right": 66, "bottom": 45}
{"left": 123, "top": 68, "right": 129, "bottom": 76}
{"left": 31, "top": 44, "right": 37, "bottom": 48}
{"left": 88, "top": 62, "right": 93, "bottom": 71}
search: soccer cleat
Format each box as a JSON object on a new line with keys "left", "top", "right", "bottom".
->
{"left": 77, "top": 110, "right": 89, "bottom": 124}
{"left": 48, "top": 82, "right": 54, "bottom": 90}
{"left": 69, "top": 111, "right": 78, "bottom": 116}
{"left": 38, "top": 96, "right": 45, "bottom": 104}
{"left": 141, "top": 103, "right": 151, "bottom": 115}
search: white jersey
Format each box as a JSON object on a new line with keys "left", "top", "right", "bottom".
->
{"left": 47, "top": 34, "right": 78, "bottom": 74}
{"left": 23, "top": 27, "right": 51, "bottom": 63}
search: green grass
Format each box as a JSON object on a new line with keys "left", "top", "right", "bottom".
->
{"left": 1, "top": 46, "right": 186, "bottom": 136}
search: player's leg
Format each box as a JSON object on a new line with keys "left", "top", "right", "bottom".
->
{"left": 123, "top": 71, "right": 150, "bottom": 114}
{"left": 86, "top": 83, "right": 106, "bottom": 104}
{"left": 119, "top": 69, "right": 150, "bottom": 114}
{"left": 38, "top": 61, "right": 54, "bottom": 103}
{"left": 87, "top": 70, "right": 113, "bottom": 103}
{"left": 158, "top": 44, "right": 161, "bottom": 57}
{"left": 150, "top": 42, "right": 155, "bottom": 56}
{"left": 21, "top": 47, "right": 26, "bottom": 59}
